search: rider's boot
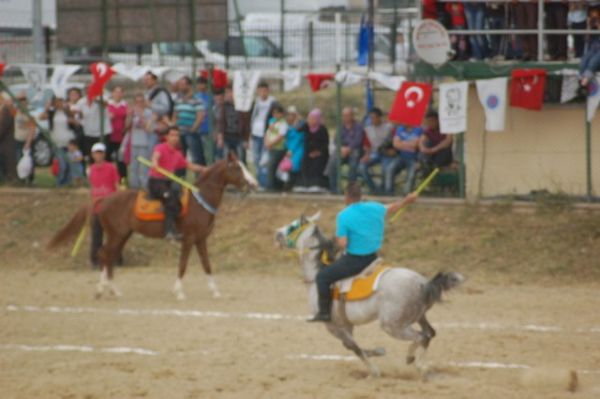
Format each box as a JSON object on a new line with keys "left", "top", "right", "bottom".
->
{"left": 307, "top": 293, "right": 332, "bottom": 322}
{"left": 164, "top": 212, "right": 182, "bottom": 242}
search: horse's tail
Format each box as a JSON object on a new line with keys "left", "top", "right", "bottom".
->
{"left": 46, "top": 204, "right": 89, "bottom": 251}
{"left": 423, "top": 272, "right": 465, "bottom": 308}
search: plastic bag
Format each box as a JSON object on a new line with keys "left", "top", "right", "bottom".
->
{"left": 17, "top": 149, "right": 33, "bottom": 179}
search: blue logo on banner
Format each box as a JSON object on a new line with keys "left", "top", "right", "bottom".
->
{"left": 589, "top": 81, "right": 599, "bottom": 97}
{"left": 486, "top": 95, "right": 500, "bottom": 109}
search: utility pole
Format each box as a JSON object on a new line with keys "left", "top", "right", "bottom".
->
{"left": 32, "top": 0, "right": 45, "bottom": 63}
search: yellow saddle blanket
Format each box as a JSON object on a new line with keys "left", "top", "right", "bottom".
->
{"left": 134, "top": 189, "right": 190, "bottom": 221}
{"left": 332, "top": 261, "right": 391, "bottom": 302}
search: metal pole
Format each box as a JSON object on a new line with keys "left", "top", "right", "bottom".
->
{"left": 537, "top": 0, "right": 544, "bottom": 62}
{"left": 232, "top": 0, "right": 248, "bottom": 69}
{"left": 457, "top": 132, "right": 465, "bottom": 198}
{"left": 280, "top": 0, "right": 285, "bottom": 71}
{"left": 308, "top": 21, "right": 314, "bottom": 71}
{"left": 367, "top": 0, "right": 375, "bottom": 109}
{"left": 100, "top": 0, "right": 108, "bottom": 144}
{"left": 206, "top": 64, "right": 215, "bottom": 165}
{"left": 586, "top": 118, "right": 592, "bottom": 199}
{"left": 189, "top": 0, "right": 197, "bottom": 84}
{"left": 32, "top": 0, "right": 45, "bottom": 64}
{"left": 335, "top": 12, "right": 342, "bottom": 194}
{"left": 391, "top": 0, "right": 398, "bottom": 75}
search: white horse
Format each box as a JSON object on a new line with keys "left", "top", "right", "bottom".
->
{"left": 275, "top": 212, "right": 465, "bottom": 377}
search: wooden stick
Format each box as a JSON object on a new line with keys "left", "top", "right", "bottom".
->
{"left": 136, "top": 156, "right": 199, "bottom": 192}
{"left": 71, "top": 217, "right": 89, "bottom": 258}
{"left": 391, "top": 168, "right": 439, "bottom": 223}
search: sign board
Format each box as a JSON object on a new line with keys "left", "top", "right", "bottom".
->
{"left": 412, "top": 19, "right": 451, "bottom": 66}
{"left": 56, "top": 0, "right": 227, "bottom": 47}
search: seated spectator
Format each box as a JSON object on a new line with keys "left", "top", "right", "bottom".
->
{"left": 128, "top": 93, "right": 154, "bottom": 189}
{"left": 580, "top": 9, "right": 600, "bottom": 89}
{"left": 13, "top": 93, "right": 35, "bottom": 184}
{"left": 569, "top": 2, "right": 588, "bottom": 59}
{"left": 418, "top": 111, "right": 453, "bottom": 176}
{"left": 284, "top": 106, "right": 304, "bottom": 189}
{"left": 445, "top": 2, "right": 468, "bottom": 60}
{"left": 40, "top": 96, "right": 75, "bottom": 187}
{"left": 299, "top": 108, "right": 329, "bottom": 191}
{"left": 384, "top": 125, "right": 422, "bottom": 196}
{"left": 358, "top": 107, "right": 395, "bottom": 195}
{"left": 264, "top": 103, "right": 288, "bottom": 191}
{"left": 329, "top": 107, "right": 365, "bottom": 192}
{"left": 66, "top": 139, "right": 84, "bottom": 187}
{"left": 217, "top": 84, "right": 247, "bottom": 164}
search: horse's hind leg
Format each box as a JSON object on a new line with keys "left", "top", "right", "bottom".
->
{"left": 381, "top": 323, "right": 427, "bottom": 367}
{"left": 326, "top": 324, "right": 381, "bottom": 377}
{"left": 418, "top": 315, "right": 436, "bottom": 349}
{"left": 173, "top": 240, "right": 193, "bottom": 300}
{"left": 196, "top": 239, "right": 221, "bottom": 298}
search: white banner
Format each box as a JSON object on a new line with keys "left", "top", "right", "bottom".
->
{"left": 49, "top": 65, "right": 80, "bottom": 98}
{"left": 560, "top": 71, "right": 579, "bottom": 104}
{"left": 335, "top": 70, "right": 363, "bottom": 87}
{"left": 19, "top": 64, "right": 47, "bottom": 99}
{"left": 368, "top": 71, "right": 405, "bottom": 91}
{"left": 439, "top": 81, "right": 468, "bottom": 134}
{"left": 476, "top": 77, "right": 507, "bottom": 132}
{"left": 111, "top": 63, "right": 150, "bottom": 81}
{"left": 233, "top": 70, "right": 261, "bottom": 112}
{"left": 586, "top": 77, "right": 600, "bottom": 122}
{"left": 281, "top": 70, "right": 301, "bottom": 92}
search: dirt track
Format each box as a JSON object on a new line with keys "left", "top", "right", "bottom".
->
{"left": 1, "top": 266, "right": 600, "bottom": 399}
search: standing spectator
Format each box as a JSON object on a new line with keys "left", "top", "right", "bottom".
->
{"left": 194, "top": 77, "right": 211, "bottom": 163}
{"left": 418, "top": 111, "right": 453, "bottom": 175}
{"left": 546, "top": 0, "right": 569, "bottom": 61}
{"left": 66, "top": 139, "right": 84, "bottom": 186}
{"left": 216, "top": 84, "right": 246, "bottom": 163}
{"left": 66, "top": 87, "right": 85, "bottom": 157}
{"left": 250, "top": 81, "right": 276, "bottom": 187}
{"left": 358, "top": 107, "right": 394, "bottom": 195}
{"left": 0, "top": 94, "right": 17, "bottom": 183}
{"left": 40, "top": 97, "right": 75, "bottom": 186}
{"left": 143, "top": 71, "right": 174, "bottom": 121}
{"left": 329, "top": 107, "right": 365, "bottom": 192}
{"left": 579, "top": 9, "right": 600, "bottom": 89}
{"left": 173, "top": 76, "right": 205, "bottom": 167}
{"left": 513, "top": 0, "right": 538, "bottom": 61}
{"left": 464, "top": 2, "right": 488, "bottom": 60}
{"left": 384, "top": 125, "right": 422, "bottom": 196}
{"left": 76, "top": 93, "right": 111, "bottom": 159}
{"left": 211, "top": 89, "right": 225, "bottom": 161}
{"left": 88, "top": 142, "right": 120, "bottom": 268}
{"left": 284, "top": 106, "right": 304, "bottom": 189}
{"left": 128, "top": 93, "right": 154, "bottom": 189}
{"left": 107, "top": 86, "right": 129, "bottom": 179}
{"left": 445, "top": 2, "right": 469, "bottom": 60}
{"left": 299, "top": 108, "right": 329, "bottom": 191}
{"left": 569, "top": 2, "right": 589, "bottom": 59}
{"left": 13, "top": 93, "right": 35, "bottom": 183}
{"left": 264, "top": 104, "right": 288, "bottom": 191}
{"left": 487, "top": 3, "right": 507, "bottom": 59}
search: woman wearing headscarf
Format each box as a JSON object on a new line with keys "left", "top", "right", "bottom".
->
{"left": 300, "top": 108, "right": 329, "bottom": 190}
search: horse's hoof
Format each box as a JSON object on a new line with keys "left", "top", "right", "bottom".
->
{"left": 406, "top": 355, "right": 415, "bottom": 365}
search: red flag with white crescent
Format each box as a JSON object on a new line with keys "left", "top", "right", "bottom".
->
{"left": 510, "top": 69, "right": 546, "bottom": 111}
{"left": 306, "top": 73, "right": 335, "bottom": 92}
{"left": 389, "top": 81, "right": 432, "bottom": 127}
{"left": 200, "top": 68, "right": 228, "bottom": 90}
{"left": 87, "top": 62, "right": 114, "bottom": 103}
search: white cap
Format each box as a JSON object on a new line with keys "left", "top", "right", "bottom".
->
{"left": 91, "top": 142, "right": 106, "bottom": 153}
{"left": 286, "top": 105, "right": 298, "bottom": 114}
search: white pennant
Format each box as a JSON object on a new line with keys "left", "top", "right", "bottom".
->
{"left": 335, "top": 71, "right": 363, "bottom": 87}
{"left": 111, "top": 63, "right": 150, "bottom": 81}
{"left": 50, "top": 65, "right": 80, "bottom": 98}
{"left": 439, "top": 81, "right": 468, "bottom": 134}
{"left": 476, "top": 77, "right": 507, "bottom": 132}
{"left": 281, "top": 70, "right": 301, "bottom": 92}
{"left": 19, "top": 64, "right": 47, "bottom": 99}
{"left": 368, "top": 71, "right": 405, "bottom": 91}
{"left": 233, "top": 70, "right": 261, "bottom": 112}
{"left": 559, "top": 70, "right": 579, "bottom": 104}
{"left": 586, "top": 76, "right": 600, "bottom": 122}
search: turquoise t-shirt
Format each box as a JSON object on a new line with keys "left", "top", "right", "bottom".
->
{"left": 336, "top": 201, "right": 387, "bottom": 255}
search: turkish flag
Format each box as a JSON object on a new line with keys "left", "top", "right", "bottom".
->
{"left": 0, "top": 63, "right": 5, "bottom": 79}
{"left": 510, "top": 69, "right": 546, "bottom": 111}
{"left": 87, "top": 62, "right": 114, "bottom": 103}
{"left": 389, "top": 81, "right": 432, "bottom": 127}
{"left": 200, "top": 68, "right": 228, "bottom": 90}
{"left": 306, "top": 73, "right": 335, "bottom": 92}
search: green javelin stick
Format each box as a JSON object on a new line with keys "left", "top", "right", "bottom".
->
{"left": 70, "top": 216, "right": 89, "bottom": 258}
{"left": 391, "top": 168, "right": 439, "bottom": 223}
{"left": 137, "top": 156, "right": 199, "bottom": 193}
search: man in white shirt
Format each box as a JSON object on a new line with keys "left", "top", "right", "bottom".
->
{"left": 76, "top": 94, "right": 111, "bottom": 154}
{"left": 249, "top": 81, "right": 276, "bottom": 187}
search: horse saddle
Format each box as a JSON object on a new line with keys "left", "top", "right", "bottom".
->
{"left": 134, "top": 189, "right": 190, "bottom": 221}
{"left": 332, "top": 258, "right": 391, "bottom": 301}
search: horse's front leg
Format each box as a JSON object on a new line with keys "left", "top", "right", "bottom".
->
{"left": 196, "top": 238, "right": 221, "bottom": 298}
{"left": 326, "top": 323, "right": 381, "bottom": 378}
{"left": 173, "top": 240, "right": 193, "bottom": 301}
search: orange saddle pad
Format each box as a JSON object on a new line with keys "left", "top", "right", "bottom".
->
{"left": 134, "top": 189, "right": 190, "bottom": 221}
{"left": 333, "top": 264, "right": 390, "bottom": 302}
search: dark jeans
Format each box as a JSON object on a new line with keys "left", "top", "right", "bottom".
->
{"left": 181, "top": 130, "right": 206, "bottom": 166}
{"left": 224, "top": 137, "right": 246, "bottom": 164}
{"left": 420, "top": 146, "right": 453, "bottom": 176}
{"left": 316, "top": 253, "right": 377, "bottom": 304}
{"left": 487, "top": 15, "right": 505, "bottom": 57}
{"left": 545, "top": 3, "right": 568, "bottom": 60}
{"left": 571, "top": 21, "right": 587, "bottom": 58}
{"left": 106, "top": 141, "right": 127, "bottom": 180}
{"left": 148, "top": 178, "right": 181, "bottom": 219}
{"left": 266, "top": 148, "right": 286, "bottom": 191}
{"left": 514, "top": 3, "right": 538, "bottom": 60}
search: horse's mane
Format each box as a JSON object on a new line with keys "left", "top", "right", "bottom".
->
{"left": 194, "top": 159, "right": 227, "bottom": 187}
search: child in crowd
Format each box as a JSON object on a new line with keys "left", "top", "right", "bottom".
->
{"left": 66, "top": 139, "right": 84, "bottom": 187}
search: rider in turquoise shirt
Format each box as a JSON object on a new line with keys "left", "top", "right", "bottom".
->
{"left": 309, "top": 183, "right": 417, "bottom": 322}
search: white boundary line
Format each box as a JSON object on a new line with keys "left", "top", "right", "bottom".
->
{"left": 6, "top": 304, "right": 600, "bottom": 335}
{"left": 0, "top": 344, "right": 159, "bottom": 356}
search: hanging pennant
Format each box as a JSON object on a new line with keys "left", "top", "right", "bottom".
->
{"left": 306, "top": 73, "right": 335, "bottom": 92}
{"left": 281, "top": 70, "right": 301, "bottom": 92}
{"left": 510, "top": 69, "right": 547, "bottom": 111}
{"left": 439, "top": 81, "right": 468, "bottom": 134}
{"left": 111, "top": 63, "right": 150, "bottom": 81}
{"left": 335, "top": 71, "right": 363, "bottom": 87}
{"left": 388, "top": 81, "right": 432, "bottom": 127}
{"left": 233, "top": 70, "right": 261, "bottom": 112}
{"left": 476, "top": 77, "right": 507, "bottom": 132}
{"left": 368, "top": 71, "right": 405, "bottom": 91}
{"left": 20, "top": 64, "right": 47, "bottom": 99}
{"left": 87, "top": 62, "right": 114, "bottom": 103}
{"left": 50, "top": 65, "right": 80, "bottom": 98}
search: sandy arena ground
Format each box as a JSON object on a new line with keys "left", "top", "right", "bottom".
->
{"left": 1, "top": 267, "right": 600, "bottom": 399}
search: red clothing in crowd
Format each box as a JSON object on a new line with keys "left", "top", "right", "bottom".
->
{"left": 445, "top": 3, "right": 466, "bottom": 27}
{"left": 107, "top": 100, "right": 128, "bottom": 144}
{"left": 149, "top": 142, "right": 188, "bottom": 179}
{"left": 89, "top": 161, "right": 119, "bottom": 200}
{"left": 424, "top": 128, "right": 448, "bottom": 147}
{"left": 422, "top": 0, "right": 438, "bottom": 19}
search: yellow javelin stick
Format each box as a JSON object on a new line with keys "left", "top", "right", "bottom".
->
{"left": 391, "top": 167, "right": 439, "bottom": 223}
{"left": 70, "top": 216, "right": 89, "bottom": 257}
{"left": 136, "top": 156, "right": 199, "bottom": 192}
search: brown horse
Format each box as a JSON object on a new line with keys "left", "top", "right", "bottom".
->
{"left": 48, "top": 153, "right": 257, "bottom": 299}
